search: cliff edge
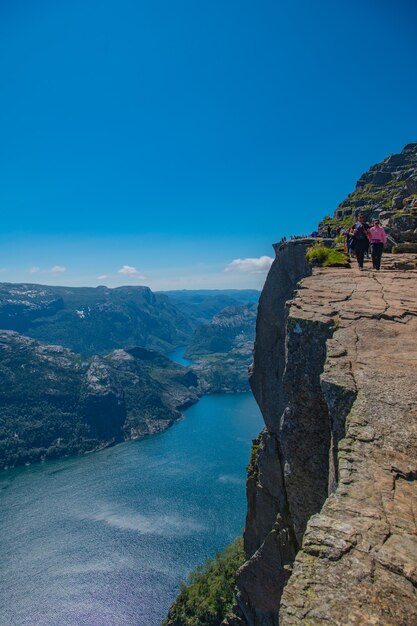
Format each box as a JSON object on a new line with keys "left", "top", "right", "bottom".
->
{"left": 228, "top": 242, "right": 417, "bottom": 625}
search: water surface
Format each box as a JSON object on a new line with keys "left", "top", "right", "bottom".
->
{"left": 0, "top": 393, "right": 262, "bottom": 626}
{"left": 166, "top": 346, "right": 192, "bottom": 366}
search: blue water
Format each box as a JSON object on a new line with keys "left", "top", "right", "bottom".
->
{"left": 166, "top": 346, "right": 192, "bottom": 366}
{"left": 0, "top": 393, "right": 263, "bottom": 626}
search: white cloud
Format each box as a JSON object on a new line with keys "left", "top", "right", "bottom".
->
{"left": 117, "top": 265, "right": 146, "bottom": 279}
{"left": 29, "top": 266, "right": 40, "bottom": 274}
{"left": 50, "top": 265, "right": 66, "bottom": 273}
{"left": 97, "top": 274, "right": 108, "bottom": 280}
{"left": 224, "top": 256, "right": 274, "bottom": 274}
{"left": 118, "top": 265, "right": 138, "bottom": 275}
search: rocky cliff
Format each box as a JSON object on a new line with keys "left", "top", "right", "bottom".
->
{"left": 226, "top": 241, "right": 417, "bottom": 625}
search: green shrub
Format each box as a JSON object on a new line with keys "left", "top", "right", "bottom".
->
{"left": 306, "top": 246, "right": 349, "bottom": 268}
{"left": 247, "top": 435, "right": 261, "bottom": 479}
{"left": 162, "top": 537, "right": 245, "bottom": 626}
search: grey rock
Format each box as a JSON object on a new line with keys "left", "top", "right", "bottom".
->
{"left": 229, "top": 250, "right": 417, "bottom": 626}
{"left": 406, "top": 175, "right": 417, "bottom": 195}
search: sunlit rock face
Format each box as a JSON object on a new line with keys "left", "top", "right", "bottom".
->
{"left": 226, "top": 243, "right": 417, "bottom": 626}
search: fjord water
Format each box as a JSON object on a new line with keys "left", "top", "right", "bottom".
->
{"left": 166, "top": 347, "right": 192, "bottom": 366}
{"left": 0, "top": 392, "right": 262, "bottom": 626}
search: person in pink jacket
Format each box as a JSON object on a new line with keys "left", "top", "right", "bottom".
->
{"left": 368, "top": 219, "right": 388, "bottom": 270}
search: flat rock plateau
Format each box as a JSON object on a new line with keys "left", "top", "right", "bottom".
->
{"left": 226, "top": 244, "right": 417, "bottom": 626}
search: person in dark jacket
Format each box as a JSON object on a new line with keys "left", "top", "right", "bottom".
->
{"left": 349, "top": 213, "right": 370, "bottom": 270}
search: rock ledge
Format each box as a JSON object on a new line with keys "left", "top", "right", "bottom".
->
{"left": 228, "top": 246, "right": 417, "bottom": 626}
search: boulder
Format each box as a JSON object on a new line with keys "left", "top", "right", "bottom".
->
{"left": 370, "top": 170, "right": 392, "bottom": 185}
{"left": 385, "top": 153, "right": 406, "bottom": 166}
{"left": 391, "top": 192, "right": 407, "bottom": 209}
{"left": 406, "top": 176, "right": 417, "bottom": 195}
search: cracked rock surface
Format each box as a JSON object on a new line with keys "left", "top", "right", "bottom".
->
{"left": 228, "top": 246, "right": 417, "bottom": 626}
{"left": 281, "top": 263, "right": 417, "bottom": 625}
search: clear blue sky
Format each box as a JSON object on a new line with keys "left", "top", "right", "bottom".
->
{"left": 1, "top": 0, "right": 416, "bottom": 289}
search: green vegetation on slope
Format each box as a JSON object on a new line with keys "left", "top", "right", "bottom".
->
{"left": 186, "top": 304, "right": 257, "bottom": 393}
{"left": 247, "top": 435, "right": 261, "bottom": 480}
{"left": 306, "top": 246, "right": 349, "bottom": 268}
{"left": 0, "top": 283, "right": 193, "bottom": 355}
{"left": 162, "top": 537, "right": 245, "bottom": 626}
{"left": 0, "top": 331, "right": 199, "bottom": 469}
{"left": 160, "top": 290, "right": 260, "bottom": 325}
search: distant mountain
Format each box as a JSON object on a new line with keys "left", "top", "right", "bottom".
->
{"left": 186, "top": 303, "right": 257, "bottom": 356}
{"left": 0, "top": 331, "right": 199, "bottom": 469}
{"left": 160, "top": 289, "right": 260, "bottom": 324}
{"left": 0, "top": 287, "right": 261, "bottom": 469}
{"left": 0, "top": 283, "right": 193, "bottom": 355}
{"left": 186, "top": 303, "right": 258, "bottom": 393}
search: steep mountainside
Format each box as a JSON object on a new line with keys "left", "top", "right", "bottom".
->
{"left": 225, "top": 242, "right": 417, "bottom": 625}
{"left": 186, "top": 304, "right": 257, "bottom": 393}
{"left": 161, "top": 290, "right": 260, "bottom": 325}
{"left": 319, "top": 142, "right": 417, "bottom": 249}
{"left": 186, "top": 304, "right": 257, "bottom": 356}
{"left": 0, "top": 331, "right": 199, "bottom": 469}
{"left": 0, "top": 283, "right": 193, "bottom": 355}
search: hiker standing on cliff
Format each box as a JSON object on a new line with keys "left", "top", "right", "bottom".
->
{"left": 349, "top": 213, "right": 370, "bottom": 271}
{"left": 369, "top": 219, "right": 387, "bottom": 271}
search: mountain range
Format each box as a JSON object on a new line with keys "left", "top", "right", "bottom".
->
{"left": 0, "top": 330, "right": 199, "bottom": 469}
{"left": 186, "top": 304, "right": 257, "bottom": 393}
{"left": 0, "top": 286, "right": 260, "bottom": 468}
{"left": 0, "top": 283, "right": 193, "bottom": 355}
{"left": 160, "top": 289, "right": 260, "bottom": 324}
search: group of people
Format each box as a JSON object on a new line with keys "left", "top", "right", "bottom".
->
{"left": 344, "top": 213, "right": 388, "bottom": 271}
{"left": 278, "top": 232, "right": 320, "bottom": 244}
{"left": 280, "top": 214, "right": 388, "bottom": 271}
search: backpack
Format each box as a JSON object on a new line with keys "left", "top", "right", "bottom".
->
{"left": 354, "top": 223, "right": 367, "bottom": 239}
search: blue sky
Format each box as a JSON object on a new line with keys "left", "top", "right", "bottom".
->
{"left": 1, "top": 0, "right": 416, "bottom": 289}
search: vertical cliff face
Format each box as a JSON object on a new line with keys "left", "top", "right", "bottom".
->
{"left": 231, "top": 239, "right": 333, "bottom": 626}
{"left": 226, "top": 246, "right": 417, "bottom": 626}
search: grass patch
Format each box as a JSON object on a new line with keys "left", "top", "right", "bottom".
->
{"left": 321, "top": 215, "right": 355, "bottom": 230}
{"left": 162, "top": 537, "right": 245, "bottom": 626}
{"left": 306, "top": 246, "right": 349, "bottom": 268}
{"left": 247, "top": 435, "right": 261, "bottom": 479}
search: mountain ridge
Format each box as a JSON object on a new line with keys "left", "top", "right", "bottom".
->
{"left": 319, "top": 141, "right": 417, "bottom": 251}
{"left": 0, "top": 282, "right": 193, "bottom": 355}
{"left": 0, "top": 330, "right": 199, "bottom": 469}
